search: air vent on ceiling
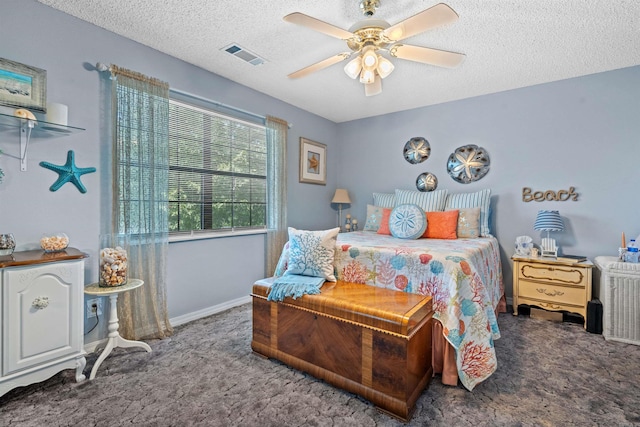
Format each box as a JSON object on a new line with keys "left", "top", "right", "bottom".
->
{"left": 222, "top": 44, "right": 266, "bottom": 66}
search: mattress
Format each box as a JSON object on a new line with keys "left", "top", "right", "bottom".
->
{"left": 334, "top": 231, "right": 504, "bottom": 390}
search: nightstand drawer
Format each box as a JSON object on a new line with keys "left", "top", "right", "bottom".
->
{"left": 519, "top": 263, "right": 587, "bottom": 286}
{"left": 517, "top": 296, "right": 581, "bottom": 313}
{"left": 518, "top": 280, "right": 585, "bottom": 307}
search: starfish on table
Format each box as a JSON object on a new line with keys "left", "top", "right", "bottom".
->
{"left": 39, "top": 150, "right": 96, "bottom": 193}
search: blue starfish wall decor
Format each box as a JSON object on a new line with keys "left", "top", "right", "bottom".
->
{"left": 40, "top": 150, "right": 96, "bottom": 193}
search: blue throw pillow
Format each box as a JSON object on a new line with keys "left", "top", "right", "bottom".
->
{"left": 388, "top": 204, "right": 427, "bottom": 240}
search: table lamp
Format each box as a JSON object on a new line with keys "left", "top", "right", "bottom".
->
{"left": 331, "top": 189, "right": 351, "bottom": 231}
{"left": 534, "top": 210, "right": 564, "bottom": 257}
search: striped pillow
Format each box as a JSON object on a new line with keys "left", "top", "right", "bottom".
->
{"left": 444, "top": 189, "right": 491, "bottom": 236}
{"left": 372, "top": 192, "right": 396, "bottom": 208}
{"left": 394, "top": 188, "right": 448, "bottom": 211}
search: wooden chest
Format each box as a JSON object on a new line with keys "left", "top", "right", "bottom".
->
{"left": 251, "top": 279, "right": 433, "bottom": 421}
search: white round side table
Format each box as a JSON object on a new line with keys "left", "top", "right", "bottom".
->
{"left": 84, "top": 278, "right": 152, "bottom": 379}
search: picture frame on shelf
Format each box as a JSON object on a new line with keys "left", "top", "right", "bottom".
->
{"left": 299, "top": 137, "right": 326, "bottom": 185}
{"left": 0, "top": 58, "right": 47, "bottom": 113}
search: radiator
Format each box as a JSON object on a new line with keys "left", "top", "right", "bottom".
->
{"left": 594, "top": 256, "right": 640, "bottom": 345}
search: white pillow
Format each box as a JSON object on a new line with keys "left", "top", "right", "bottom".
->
{"left": 273, "top": 241, "right": 290, "bottom": 277}
{"left": 373, "top": 192, "right": 395, "bottom": 208}
{"left": 285, "top": 227, "right": 340, "bottom": 281}
{"left": 445, "top": 189, "right": 491, "bottom": 236}
{"left": 394, "top": 188, "right": 448, "bottom": 211}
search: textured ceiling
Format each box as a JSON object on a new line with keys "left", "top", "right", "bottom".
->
{"left": 37, "top": 0, "right": 640, "bottom": 123}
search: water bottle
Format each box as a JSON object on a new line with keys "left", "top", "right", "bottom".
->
{"left": 626, "top": 239, "right": 639, "bottom": 263}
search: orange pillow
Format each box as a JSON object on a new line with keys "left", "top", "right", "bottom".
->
{"left": 423, "top": 210, "right": 459, "bottom": 239}
{"left": 376, "top": 208, "right": 392, "bottom": 235}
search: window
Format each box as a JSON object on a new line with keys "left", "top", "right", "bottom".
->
{"left": 168, "top": 99, "right": 267, "bottom": 234}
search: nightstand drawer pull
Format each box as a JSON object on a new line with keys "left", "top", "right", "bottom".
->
{"left": 32, "top": 296, "right": 50, "bottom": 310}
{"left": 539, "top": 302, "right": 561, "bottom": 310}
{"left": 536, "top": 288, "right": 564, "bottom": 297}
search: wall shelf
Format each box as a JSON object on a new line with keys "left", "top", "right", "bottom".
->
{"left": 0, "top": 112, "right": 85, "bottom": 171}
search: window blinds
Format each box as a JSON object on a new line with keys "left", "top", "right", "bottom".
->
{"left": 168, "top": 99, "right": 267, "bottom": 233}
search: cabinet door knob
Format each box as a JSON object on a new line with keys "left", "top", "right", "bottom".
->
{"left": 32, "top": 296, "right": 50, "bottom": 310}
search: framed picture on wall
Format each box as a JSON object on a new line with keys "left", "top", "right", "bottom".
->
{"left": 0, "top": 58, "right": 47, "bottom": 113}
{"left": 299, "top": 137, "right": 326, "bottom": 185}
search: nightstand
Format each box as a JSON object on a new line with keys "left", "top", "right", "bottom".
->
{"left": 512, "top": 255, "right": 594, "bottom": 329}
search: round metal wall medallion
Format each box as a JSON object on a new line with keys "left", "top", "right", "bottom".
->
{"left": 447, "top": 144, "right": 490, "bottom": 183}
{"left": 403, "top": 137, "right": 431, "bottom": 164}
{"left": 416, "top": 172, "right": 438, "bottom": 192}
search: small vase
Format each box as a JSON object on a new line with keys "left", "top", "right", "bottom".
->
{"left": 0, "top": 233, "right": 16, "bottom": 256}
{"left": 99, "top": 234, "right": 129, "bottom": 287}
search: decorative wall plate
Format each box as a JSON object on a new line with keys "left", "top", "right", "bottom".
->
{"left": 447, "top": 144, "right": 490, "bottom": 183}
{"left": 403, "top": 137, "right": 431, "bottom": 164}
{"left": 416, "top": 172, "right": 438, "bottom": 192}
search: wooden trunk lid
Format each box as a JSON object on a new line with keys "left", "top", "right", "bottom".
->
{"left": 252, "top": 279, "right": 432, "bottom": 336}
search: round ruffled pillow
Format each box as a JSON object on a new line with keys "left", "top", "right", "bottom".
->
{"left": 388, "top": 204, "right": 427, "bottom": 239}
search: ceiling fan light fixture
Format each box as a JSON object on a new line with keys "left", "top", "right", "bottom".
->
{"left": 361, "top": 45, "right": 378, "bottom": 70}
{"left": 344, "top": 56, "right": 362, "bottom": 79}
{"left": 359, "top": 68, "right": 376, "bottom": 84}
{"left": 376, "top": 55, "right": 394, "bottom": 78}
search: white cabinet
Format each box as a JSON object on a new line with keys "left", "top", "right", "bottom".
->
{"left": 0, "top": 249, "right": 87, "bottom": 397}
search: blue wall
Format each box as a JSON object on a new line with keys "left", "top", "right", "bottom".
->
{"left": 1, "top": 1, "right": 639, "bottom": 341}
{"left": 337, "top": 66, "right": 640, "bottom": 291}
{"left": 0, "top": 0, "right": 338, "bottom": 342}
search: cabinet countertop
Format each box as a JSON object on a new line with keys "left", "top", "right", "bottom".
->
{"left": 511, "top": 255, "right": 593, "bottom": 267}
{"left": 0, "top": 247, "right": 88, "bottom": 268}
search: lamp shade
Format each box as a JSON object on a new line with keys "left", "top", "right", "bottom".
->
{"left": 533, "top": 210, "right": 564, "bottom": 232}
{"left": 331, "top": 188, "right": 351, "bottom": 204}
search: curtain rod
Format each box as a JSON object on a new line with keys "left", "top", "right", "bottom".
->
{"left": 96, "top": 62, "right": 292, "bottom": 129}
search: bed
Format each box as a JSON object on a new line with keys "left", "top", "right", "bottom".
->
{"left": 272, "top": 188, "right": 505, "bottom": 390}
{"left": 333, "top": 231, "right": 504, "bottom": 391}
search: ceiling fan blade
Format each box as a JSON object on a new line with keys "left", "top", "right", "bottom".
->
{"left": 390, "top": 44, "right": 465, "bottom": 68}
{"left": 284, "top": 12, "right": 355, "bottom": 40}
{"left": 383, "top": 3, "right": 459, "bottom": 42}
{"left": 288, "top": 52, "right": 351, "bottom": 79}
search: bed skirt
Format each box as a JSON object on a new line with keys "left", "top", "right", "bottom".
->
{"left": 433, "top": 321, "right": 459, "bottom": 386}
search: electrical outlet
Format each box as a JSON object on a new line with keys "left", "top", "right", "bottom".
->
{"left": 86, "top": 298, "right": 103, "bottom": 318}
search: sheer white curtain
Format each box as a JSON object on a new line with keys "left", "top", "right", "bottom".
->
{"left": 110, "top": 65, "right": 173, "bottom": 340}
{"left": 265, "top": 116, "right": 288, "bottom": 276}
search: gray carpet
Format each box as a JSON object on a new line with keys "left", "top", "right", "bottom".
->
{"left": 2, "top": 303, "right": 639, "bottom": 426}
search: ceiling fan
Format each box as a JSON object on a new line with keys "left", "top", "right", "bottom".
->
{"left": 284, "top": 1, "right": 465, "bottom": 96}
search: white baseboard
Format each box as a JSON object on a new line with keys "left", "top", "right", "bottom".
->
{"left": 169, "top": 295, "right": 251, "bottom": 327}
{"left": 83, "top": 295, "right": 251, "bottom": 353}
{"left": 84, "top": 338, "right": 108, "bottom": 355}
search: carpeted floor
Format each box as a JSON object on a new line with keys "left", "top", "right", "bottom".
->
{"left": 1, "top": 303, "right": 639, "bottom": 427}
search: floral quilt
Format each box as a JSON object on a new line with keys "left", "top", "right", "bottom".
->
{"left": 334, "top": 231, "right": 503, "bottom": 391}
